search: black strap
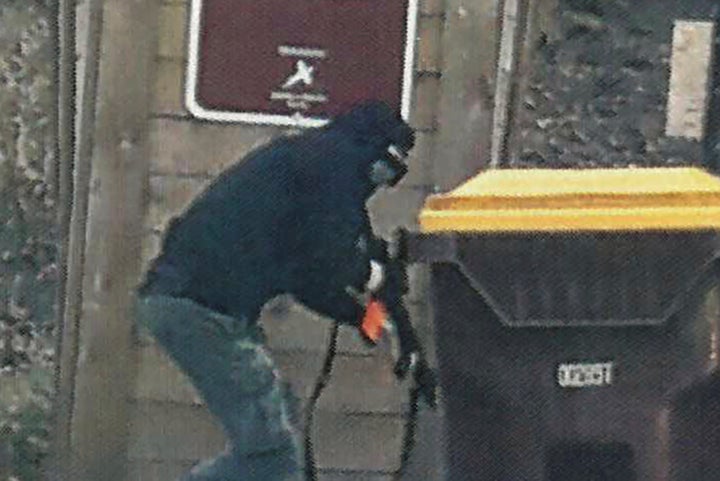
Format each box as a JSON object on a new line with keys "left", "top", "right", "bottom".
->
{"left": 394, "top": 379, "right": 422, "bottom": 479}
{"left": 303, "top": 322, "right": 340, "bottom": 481}
{"left": 303, "top": 322, "right": 423, "bottom": 481}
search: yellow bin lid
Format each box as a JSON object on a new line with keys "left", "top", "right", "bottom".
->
{"left": 419, "top": 167, "right": 720, "bottom": 233}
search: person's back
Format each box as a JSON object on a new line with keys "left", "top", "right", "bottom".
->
{"left": 139, "top": 135, "right": 301, "bottom": 321}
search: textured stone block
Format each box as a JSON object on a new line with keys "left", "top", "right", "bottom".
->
{"left": 128, "top": 401, "right": 225, "bottom": 461}
{"left": 157, "top": 3, "right": 186, "bottom": 59}
{"left": 312, "top": 412, "right": 405, "bottom": 472}
{"left": 417, "top": 16, "right": 443, "bottom": 73}
{"left": 149, "top": 118, "right": 280, "bottom": 176}
{"left": 153, "top": 57, "right": 185, "bottom": 116}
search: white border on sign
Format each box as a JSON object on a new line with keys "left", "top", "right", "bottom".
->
{"left": 185, "top": 0, "right": 418, "bottom": 127}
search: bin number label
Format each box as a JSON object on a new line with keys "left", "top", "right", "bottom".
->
{"left": 557, "top": 362, "right": 613, "bottom": 388}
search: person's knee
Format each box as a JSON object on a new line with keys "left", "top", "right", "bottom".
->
{"left": 230, "top": 342, "right": 277, "bottom": 393}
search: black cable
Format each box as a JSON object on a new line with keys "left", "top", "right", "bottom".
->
{"left": 303, "top": 321, "right": 424, "bottom": 481}
{"left": 394, "top": 380, "right": 422, "bottom": 480}
{"left": 303, "top": 321, "right": 340, "bottom": 481}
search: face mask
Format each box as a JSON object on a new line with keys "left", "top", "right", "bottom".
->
{"left": 369, "top": 144, "right": 409, "bottom": 187}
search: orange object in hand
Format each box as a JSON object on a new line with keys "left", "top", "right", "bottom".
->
{"left": 361, "top": 298, "right": 388, "bottom": 343}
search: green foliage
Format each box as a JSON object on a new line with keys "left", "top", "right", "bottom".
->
{"left": 0, "top": 2, "right": 56, "bottom": 480}
{"left": 0, "top": 370, "right": 53, "bottom": 481}
{"left": 0, "top": 0, "right": 57, "bottom": 355}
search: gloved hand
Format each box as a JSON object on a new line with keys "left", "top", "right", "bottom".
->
{"left": 394, "top": 347, "right": 438, "bottom": 409}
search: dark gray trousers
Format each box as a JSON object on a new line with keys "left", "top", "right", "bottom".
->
{"left": 134, "top": 295, "right": 302, "bottom": 481}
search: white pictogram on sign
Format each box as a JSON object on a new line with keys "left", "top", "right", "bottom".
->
{"left": 272, "top": 46, "right": 328, "bottom": 111}
{"left": 282, "top": 60, "right": 315, "bottom": 89}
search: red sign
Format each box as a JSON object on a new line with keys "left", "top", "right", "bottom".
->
{"left": 186, "top": 0, "right": 418, "bottom": 127}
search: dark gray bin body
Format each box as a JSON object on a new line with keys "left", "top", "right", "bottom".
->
{"left": 411, "top": 231, "right": 720, "bottom": 481}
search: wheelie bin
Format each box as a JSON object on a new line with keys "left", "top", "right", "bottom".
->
{"left": 409, "top": 167, "right": 720, "bottom": 481}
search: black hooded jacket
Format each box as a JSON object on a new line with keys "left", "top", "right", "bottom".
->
{"left": 138, "top": 101, "right": 415, "bottom": 327}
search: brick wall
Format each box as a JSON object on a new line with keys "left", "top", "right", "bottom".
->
{"left": 126, "top": 0, "right": 447, "bottom": 480}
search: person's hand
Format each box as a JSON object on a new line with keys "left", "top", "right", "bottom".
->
{"left": 394, "top": 350, "right": 438, "bottom": 409}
